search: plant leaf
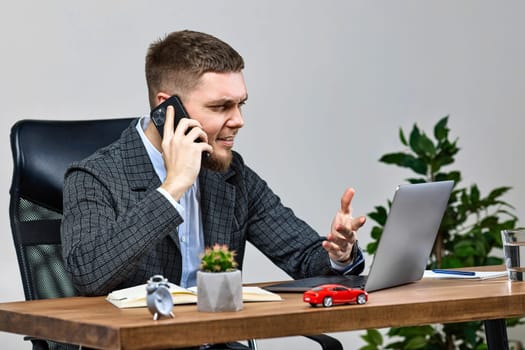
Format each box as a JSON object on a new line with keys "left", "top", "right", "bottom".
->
{"left": 368, "top": 205, "right": 388, "bottom": 224}
{"left": 380, "top": 153, "right": 427, "bottom": 175}
{"left": 360, "top": 329, "right": 383, "bottom": 346}
{"left": 399, "top": 128, "right": 408, "bottom": 146}
{"left": 487, "top": 186, "right": 511, "bottom": 202}
{"left": 409, "top": 124, "right": 423, "bottom": 155}
{"left": 370, "top": 226, "right": 383, "bottom": 240}
{"left": 365, "top": 241, "right": 378, "bottom": 254}
{"left": 418, "top": 132, "right": 436, "bottom": 156}
{"left": 434, "top": 116, "right": 449, "bottom": 141}
{"left": 406, "top": 177, "right": 427, "bottom": 184}
{"left": 405, "top": 336, "right": 427, "bottom": 350}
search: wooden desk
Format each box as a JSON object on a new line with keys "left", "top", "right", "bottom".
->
{"left": 0, "top": 275, "right": 524, "bottom": 350}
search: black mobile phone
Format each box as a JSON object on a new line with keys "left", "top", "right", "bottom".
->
{"left": 150, "top": 95, "right": 208, "bottom": 157}
{"left": 150, "top": 95, "right": 190, "bottom": 137}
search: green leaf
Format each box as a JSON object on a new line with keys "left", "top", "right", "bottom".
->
{"left": 385, "top": 342, "right": 405, "bottom": 349}
{"left": 486, "top": 257, "right": 503, "bottom": 265}
{"left": 409, "top": 125, "right": 436, "bottom": 157}
{"left": 400, "top": 128, "right": 408, "bottom": 146}
{"left": 406, "top": 178, "right": 427, "bottom": 184}
{"left": 405, "top": 336, "right": 427, "bottom": 350}
{"left": 479, "top": 216, "right": 498, "bottom": 229}
{"left": 431, "top": 153, "right": 455, "bottom": 173}
{"left": 486, "top": 186, "right": 511, "bottom": 202}
{"left": 368, "top": 206, "right": 388, "bottom": 225}
{"left": 505, "top": 317, "right": 525, "bottom": 327}
{"left": 434, "top": 171, "right": 461, "bottom": 183}
{"left": 365, "top": 241, "right": 378, "bottom": 254}
{"left": 370, "top": 226, "right": 383, "bottom": 240}
{"left": 380, "top": 153, "right": 427, "bottom": 175}
{"left": 470, "top": 185, "right": 480, "bottom": 205}
{"left": 440, "top": 256, "right": 463, "bottom": 268}
{"left": 409, "top": 125, "right": 423, "bottom": 154}
{"left": 473, "top": 239, "right": 487, "bottom": 257}
{"left": 418, "top": 133, "right": 436, "bottom": 156}
{"left": 360, "top": 329, "right": 383, "bottom": 346}
{"left": 395, "top": 325, "right": 434, "bottom": 337}
{"left": 386, "top": 327, "right": 402, "bottom": 336}
{"left": 454, "top": 240, "right": 476, "bottom": 257}
{"left": 434, "top": 116, "right": 449, "bottom": 141}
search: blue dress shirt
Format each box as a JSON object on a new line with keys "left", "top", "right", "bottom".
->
{"left": 136, "top": 117, "right": 204, "bottom": 287}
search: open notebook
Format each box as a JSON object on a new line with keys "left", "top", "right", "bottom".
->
{"left": 107, "top": 282, "right": 281, "bottom": 308}
{"left": 266, "top": 181, "right": 454, "bottom": 293}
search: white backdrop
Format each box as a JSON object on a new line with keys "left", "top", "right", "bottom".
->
{"left": 1, "top": 1, "right": 525, "bottom": 349}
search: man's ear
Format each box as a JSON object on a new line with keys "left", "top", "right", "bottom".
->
{"left": 155, "top": 92, "right": 171, "bottom": 107}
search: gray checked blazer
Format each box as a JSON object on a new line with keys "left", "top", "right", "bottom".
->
{"left": 61, "top": 120, "right": 355, "bottom": 296}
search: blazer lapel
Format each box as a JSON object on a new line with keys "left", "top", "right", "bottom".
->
{"left": 119, "top": 123, "right": 179, "bottom": 247}
{"left": 199, "top": 168, "right": 236, "bottom": 249}
{"left": 120, "top": 122, "right": 162, "bottom": 196}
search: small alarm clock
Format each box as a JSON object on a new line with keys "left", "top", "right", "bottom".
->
{"left": 146, "top": 275, "right": 175, "bottom": 320}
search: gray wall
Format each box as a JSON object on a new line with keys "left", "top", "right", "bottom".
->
{"left": 1, "top": 1, "right": 524, "bottom": 348}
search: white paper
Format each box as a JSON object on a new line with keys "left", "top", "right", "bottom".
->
{"left": 423, "top": 270, "right": 507, "bottom": 280}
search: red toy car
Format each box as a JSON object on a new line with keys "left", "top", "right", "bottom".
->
{"left": 303, "top": 284, "right": 368, "bottom": 307}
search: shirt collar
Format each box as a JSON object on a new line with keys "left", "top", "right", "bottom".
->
{"left": 136, "top": 115, "right": 166, "bottom": 182}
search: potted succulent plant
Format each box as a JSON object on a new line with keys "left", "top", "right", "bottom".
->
{"left": 196, "top": 244, "right": 243, "bottom": 312}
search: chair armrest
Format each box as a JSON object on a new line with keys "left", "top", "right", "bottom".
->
{"left": 303, "top": 334, "right": 343, "bottom": 350}
{"left": 23, "top": 336, "right": 49, "bottom": 350}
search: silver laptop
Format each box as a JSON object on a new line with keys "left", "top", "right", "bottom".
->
{"left": 265, "top": 180, "right": 454, "bottom": 293}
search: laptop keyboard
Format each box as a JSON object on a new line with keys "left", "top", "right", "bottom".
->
{"left": 265, "top": 274, "right": 368, "bottom": 292}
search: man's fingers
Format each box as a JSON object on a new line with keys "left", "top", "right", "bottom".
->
{"left": 327, "top": 231, "right": 352, "bottom": 249}
{"left": 352, "top": 216, "right": 366, "bottom": 231}
{"left": 322, "top": 240, "right": 345, "bottom": 254}
{"left": 185, "top": 124, "right": 208, "bottom": 143}
{"left": 162, "top": 106, "right": 175, "bottom": 139}
{"left": 323, "top": 239, "right": 351, "bottom": 261}
{"left": 340, "top": 188, "right": 355, "bottom": 214}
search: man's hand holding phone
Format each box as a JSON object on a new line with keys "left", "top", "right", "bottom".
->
{"left": 159, "top": 105, "right": 213, "bottom": 201}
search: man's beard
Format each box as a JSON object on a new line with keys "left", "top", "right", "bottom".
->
{"left": 202, "top": 150, "right": 233, "bottom": 172}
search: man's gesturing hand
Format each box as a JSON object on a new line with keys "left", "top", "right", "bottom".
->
{"left": 322, "top": 188, "right": 366, "bottom": 263}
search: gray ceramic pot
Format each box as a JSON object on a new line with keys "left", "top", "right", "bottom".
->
{"left": 197, "top": 270, "right": 243, "bottom": 312}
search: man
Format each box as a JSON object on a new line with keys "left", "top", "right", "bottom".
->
{"left": 61, "top": 30, "right": 365, "bottom": 298}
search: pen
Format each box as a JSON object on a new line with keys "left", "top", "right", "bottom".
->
{"left": 432, "top": 269, "right": 476, "bottom": 276}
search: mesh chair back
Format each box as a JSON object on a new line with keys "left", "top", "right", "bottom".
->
{"left": 9, "top": 118, "right": 134, "bottom": 301}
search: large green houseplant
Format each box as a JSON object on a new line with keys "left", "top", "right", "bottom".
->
{"left": 360, "top": 116, "right": 521, "bottom": 350}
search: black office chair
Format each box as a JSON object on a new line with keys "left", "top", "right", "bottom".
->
{"left": 9, "top": 118, "right": 134, "bottom": 350}
{"left": 9, "top": 118, "right": 343, "bottom": 350}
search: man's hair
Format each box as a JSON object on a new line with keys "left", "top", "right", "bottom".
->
{"left": 145, "top": 30, "right": 245, "bottom": 108}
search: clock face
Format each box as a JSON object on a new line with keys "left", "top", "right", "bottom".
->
{"left": 147, "top": 285, "right": 173, "bottom": 317}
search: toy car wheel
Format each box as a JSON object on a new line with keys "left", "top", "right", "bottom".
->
{"left": 322, "top": 296, "right": 333, "bottom": 307}
{"left": 357, "top": 293, "right": 367, "bottom": 305}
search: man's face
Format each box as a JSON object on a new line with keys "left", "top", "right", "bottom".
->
{"left": 183, "top": 72, "right": 247, "bottom": 171}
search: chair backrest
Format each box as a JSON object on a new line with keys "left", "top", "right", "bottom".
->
{"left": 9, "top": 118, "right": 134, "bottom": 300}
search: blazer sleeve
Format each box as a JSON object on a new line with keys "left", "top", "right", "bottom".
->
{"left": 61, "top": 166, "right": 182, "bottom": 296}
{"left": 241, "top": 164, "right": 347, "bottom": 279}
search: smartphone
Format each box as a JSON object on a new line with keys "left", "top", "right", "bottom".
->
{"left": 150, "top": 95, "right": 208, "bottom": 157}
{"left": 150, "top": 95, "right": 190, "bottom": 138}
